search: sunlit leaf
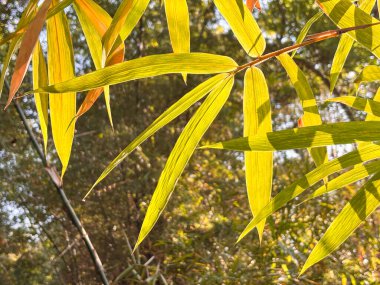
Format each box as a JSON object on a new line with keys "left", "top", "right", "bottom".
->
{"left": 243, "top": 67, "right": 272, "bottom": 242}
{"left": 47, "top": 0, "right": 76, "bottom": 177}
{"left": 0, "top": 0, "right": 38, "bottom": 98}
{"left": 291, "top": 11, "right": 324, "bottom": 57}
{"left": 134, "top": 76, "right": 234, "bottom": 250}
{"left": 214, "top": 0, "right": 266, "bottom": 57}
{"left": 32, "top": 41, "right": 49, "bottom": 154}
{"left": 102, "top": 0, "right": 150, "bottom": 58}
{"left": 300, "top": 172, "right": 380, "bottom": 274}
{"left": 354, "top": 65, "right": 380, "bottom": 86}
{"left": 236, "top": 143, "right": 380, "bottom": 242}
{"left": 5, "top": 0, "right": 53, "bottom": 108}
{"left": 329, "top": 0, "right": 376, "bottom": 93}
{"left": 29, "top": 53, "right": 238, "bottom": 94}
{"left": 317, "top": 0, "right": 380, "bottom": 58}
{"left": 277, "top": 54, "right": 327, "bottom": 166}
{"left": 86, "top": 73, "right": 229, "bottom": 199}
{"left": 165, "top": 0, "right": 190, "bottom": 82}
{"left": 246, "top": 0, "right": 261, "bottom": 12}
{"left": 201, "top": 121, "right": 380, "bottom": 151}
{"left": 326, "top": 96, "right": 380, "bottom": 116}
{"left": 303, "top": 159, "right": 380, "bottom": 202}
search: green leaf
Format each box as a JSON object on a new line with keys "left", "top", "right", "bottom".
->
{"left": 47, "top": 0, "right": 76, "bottom": 177}
{"left": 213, "top": 0, "right": 266, "bottom": 57}
{"left": 329, "top": 0, "right": 376, "bottom": 93}
{"left": 85, "top": 73, "right": 229, "bottom": 200}
{"left": 326, "top": 96, "right": 380, "bottom": 117}
{"left": 243, "top": 67, "right": 273, "bottom": 242}
{"left": 134, "top": 76, "right": 234, "bottom": 250}
{"left": 316, "top": 0, "right": 380, "bottom": 58}
{"left": 354, "top": 65, "right": 380, "bottom": 86}
{"left": 29, "top": 53, "right": 238, "bottom": 94}
{"left": 303, "top": 159, "right": 380, "bottom": 202}
{"left": 201, "top": 121, "right": 380, "bottom": 151}
{"left": 237, "top": 143, "right": 380, "bottom": 242}
{"left": 102, "top": 0, "right": 150, "bottom": 57}
{"left": 164, "top": 0, "right": 190, "bottom": 82}
{"left": 300, "top": 172, "right": 380, "bottom": 275}
{"left": 32, "top": 41, "right": 49, "bottom": 154}
{"left": 277, "top": 54, "right": 327, "bottom": 166}
{"left": 291, "top": 11, "right": 324, "bottom": 58}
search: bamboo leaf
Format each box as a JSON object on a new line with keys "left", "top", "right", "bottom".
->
{"left": 86, "top": 73, "right": 229, "bottom": 199}
{"left": 246, "top": 0, "right": 261, "bottom": 12}
{"left": 134, "top": 76, "right": 234, "bottom": 250}
{"left": 243, "top": 67, "right": 272, "bottom": 242}
{"left": 317, "top": 0, "right": 380, "bottom": 58}
{"left": 32, "top": 41, "right": 49, "bottom": 154}
{"left": 237, "top": 143, "right": 380, "bottom": 242}
{"left": 329, "top": 0, "right": 376, "bottom": 93}
{"left": 47, "top": 0, "right": 76, "bottom": 177}
{"left": 29, "top": 53, "right": 238, "bottom": 94}
{"left": 6, "top": 0, "right": 53, "bottom": 108}
{"left": 326, "top": 96, "right": 380, "bottom": 117}
{"left": 291, "top": 11, "right": 324, "bottom": 57}
{"left": 300, "top": 173, "right": 380, "bottom": 275}
{"left": 303, "top": 159, "right": 380, "bottom": 202}
{"left": 102, "top": 0, "right": 150, "bottom": 58}
{"left": 354, "top": 65, "right": 380, "bottom": 86}
{"left": 200, "top": 121, "right": 380, "bottom": 151}
{"left": 214, "top": 0, "right": 266, "bottom": 57}
{"left": 276, "top": 54, "right": 327, "bottom": 166}
{"left": 164, "top": 0, "right": 190, "bottom": 82}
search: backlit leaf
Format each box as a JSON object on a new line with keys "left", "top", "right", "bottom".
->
{"left": 326, "top": 96, "right": 380, "bottom": 117}
{"left": 30, "top": 53, "right": 238, "bottom": 94}
{"left": 317, "top": 0, "right": 380, "bottom": 58}
{"left": 246, "top": 0, "right": 261, "bottom": 12}
{"left": 165, "top": 0, "right": 190, "bottom": 82}
{"left": 291, "top": 11, "right": 324, "bottom": 57}
{"left": 47, "top": 0, "right": 76, "bottom": 177}
{"left": 329, "top": 0, "right": 376, "bottom": 93}
{"left": 354, "top": 65, "right": 380, "bottom": 86}
{"left": 32, "top": 41, "right": 49, "bottom": 154}
{"left": 134, "top": 76, "right": 234, "bottom": 250}
{"left": 214, "top": 0, "right": 266, "bottom": 57}
{"left": 237, "top": 143, "right": 380, "bottom": 242}
{"left": 86, "top": 74, "right": 229, "bottom": 199}
{"left": 300, "top": 173, "right": 380, "bottom": 274}
{"left": 201, "top": 121, "right": 380, "bottom": 151}
{"left": 243, "top": 67, "right": 272, "bottom": 242}
{"left": 277, "top": 54, "right": 327, "bottom": 166}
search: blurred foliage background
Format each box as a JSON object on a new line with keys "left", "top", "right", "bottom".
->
{"left": 0, "top": 0, "right": 379, "bottom": 284}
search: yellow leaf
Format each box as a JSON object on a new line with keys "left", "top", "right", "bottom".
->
{"left": 47, "top": 0, "right": 76, "bottom": 177}
{"left": 32, "top": 41, "right": 49, "bottom": 154}
{"left": 214, "top": 0, "right": 266, "bottom": 57}
{"left": 243, "top": 67, "right": 273, "bottom": 243}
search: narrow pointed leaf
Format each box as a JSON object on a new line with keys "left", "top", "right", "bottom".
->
{"left": 317, "top": 0, "right": 380, "bottom": 58}
{"left": 165, "top": 0, "right": 190, "bottom": 82}
{"left": 29, "top": 53, "right": 238, "bottom": 94}
{"left": 277, "top": 54, "right": 327, "bottom": 166}
{"left": 6, "top": 0, "right": 53, "bottom": 108}
{"left": 214, "top": 0, "right": 266, "bottom": 57}
{"left": 247, "top": 0, "right": 261, "bottom": 12}
{"left": 32, "top": 41, "right": 49, "bottom": 154}
{"left": 201, "top": 121, "right": 380, "bottom": 151}
{"left": 330, "top": 0, "right": 376, "bottom": 93}
{"left": 86, "top": 74, "right": 229, "bottom": 199}
{"left": 47, "top": 0, "right": 76, "bottom": 177}
{"left": 304, "top": 159, "right": 380, "bottom": 202}
{"left": 237, "top": 143, "right": 380, "bottom": 242}
{"left": 326, "top": 96, "right": 380, "bottom": 117}
{"left": 291, "top": 11, "right": 324, "bottom": 57}
{"left": 243, "top": 67, "right": 272, "bottom": 242}
{"left": 134, "top": 76, "right": 234, "bottom": 250}
{"left": 300, "top": 173, "right": 380, "bottom": 275}
{"left": 355, "top": 65, "right": 380, "bottom": 85}
{"left": 102, "top": 0, "right": 150, "bottom": 57}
